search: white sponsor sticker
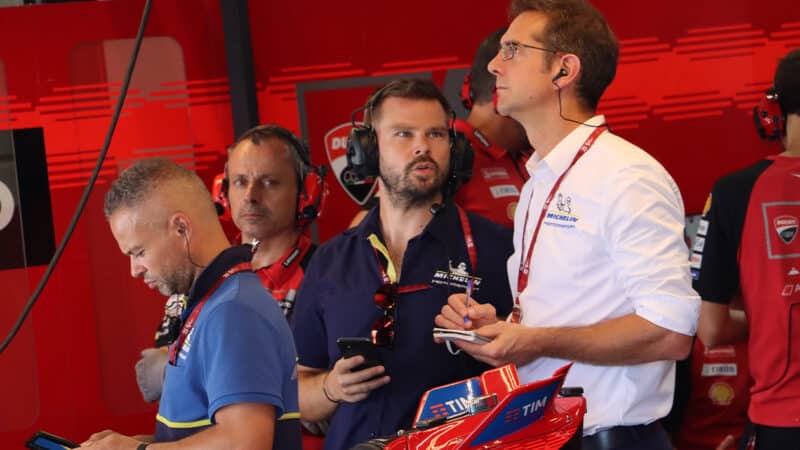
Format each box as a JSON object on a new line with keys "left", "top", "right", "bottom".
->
{"left": 701, "top": 363, "right": 737, "bottom": 376}
{"left": 690, "top": 252, "right": 703, "bottom": 269}
{"left": 697, "top": 219, "right": 709, "bottom": 236}
{"left": 482, "top": 167, "right": 510, "bottom": 180}
{"left": 490, "top": 184, "right": 520, "bottom": 199}
{"left": 693, "top": 236, "right": 706, "bottom": 253}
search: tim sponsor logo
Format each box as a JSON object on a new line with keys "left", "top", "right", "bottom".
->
{"left": 503, "top": 396, "right": 549, "bottom": 424}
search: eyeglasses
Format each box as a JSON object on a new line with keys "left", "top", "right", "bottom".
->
{"left": 499, "top": 41, "right": 558, "bottom": 61}
{"left": 372, "top": 283, "right": 397, "bottom": 347}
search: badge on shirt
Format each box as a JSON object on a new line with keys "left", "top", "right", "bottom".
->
{"left": 775, "top": 215, "right": 798, "bottom": 245}
{"left": 708, "top": 381, "right": 735, "bottom": 406}
{"left": 764, "top": 204, "right": 800, "bottom": 258}
{"left": 701, "top": 363, "right": 738, "bottom": 377}
{"left": 542, "top": 193, "right": 580, "bottom": 229}
{"left": 481, "top": 167, "right": 510, "bottom": 180}
{"left": 490, "top": 184, "right": 520, "bottom": 199}
{"left": 431, "top": 260, "right": 482, "bottom": 291}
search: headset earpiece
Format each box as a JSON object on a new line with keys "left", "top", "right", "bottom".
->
{"left": 211, "top": 173, "right": 232, "bottom": 221}
{"left": 753, "top": 87, "right": 785, "bottom": 141}
{"left": 552, "top": 68, "right": 568, "bottom": 83}
{"left": 460, "top": 72, "right": 475, "bottom": 110}
{"left": 346, "top": 124, "right": 380, "bottom": 178}
{"left": 296, "top": 165, "right": 329, "bottom": 229}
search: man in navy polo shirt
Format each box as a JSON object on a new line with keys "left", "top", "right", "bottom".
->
{"left": 291, "top": 78, "right": 513, "bottom": 450}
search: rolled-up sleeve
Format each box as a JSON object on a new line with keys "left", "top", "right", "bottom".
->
{"left": 604, "top": 164, "right": 700, "bottom": 336}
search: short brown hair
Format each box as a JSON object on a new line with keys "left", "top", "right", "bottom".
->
{"left": 365, "top": 78, "right": 453, "bottom": 126}
{"left": 510, "top": 0, "right": 618, "bottom": 111}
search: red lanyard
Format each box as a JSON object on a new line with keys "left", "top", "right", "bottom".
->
{"left": 370, "top": 205, "right": 477, "bottom": 293}
{"left": 256, "top": 235, "right": 312, "bottom": 291}
{"left": 168, "top": 262, "right": 252, "bottom": 365}
{"left": 511, "top": 126, "right": 607, "bottom": 323}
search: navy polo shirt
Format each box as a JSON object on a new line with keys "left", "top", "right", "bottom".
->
{"left": 292, "top": 202, "right": 513, "bottom": 450}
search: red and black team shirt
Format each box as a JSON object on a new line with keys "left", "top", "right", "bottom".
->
{"left": 453, "top": 119, "right": 529, "bottom": 229}
{"left": 693, "top": 155, "right": 800, "bottom": 427}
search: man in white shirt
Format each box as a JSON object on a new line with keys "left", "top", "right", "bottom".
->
{"left": 435, "top": 1, "right": 699, "bottom": 449}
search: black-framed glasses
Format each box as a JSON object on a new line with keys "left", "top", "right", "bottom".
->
{"left": 499, "top": 41, "right": 558, "bottom": 61}
{"left": 372, "top": 283, "right": 397, "bottom": 347}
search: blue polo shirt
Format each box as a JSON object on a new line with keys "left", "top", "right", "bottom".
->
{"left": 292, "top": 203, "right": 513, "bottom": 450}
{"left": 156, "top": 246, "right": 301, "bottom": 449}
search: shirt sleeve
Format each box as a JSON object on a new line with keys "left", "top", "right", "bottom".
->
{"left": 604, "top": 164, "right": 700, "bottom": 336}
{"left": 691, "top": 181, "right": 742, "bottom": 305}
{"left": 291, "top": 253, "right": 332, "bottom": 370}
{"left": 198, "top": 299, "right": 291, "bottom": 420}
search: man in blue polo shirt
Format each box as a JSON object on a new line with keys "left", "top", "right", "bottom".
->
{"left": 291, "top": 78, "right": 514, "bottom": 450}
{"left": 80, "top": 158, "right": 300, "bottom": 450}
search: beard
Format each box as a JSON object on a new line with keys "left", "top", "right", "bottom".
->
{"left": 146, "top": 262, "right": 195, "bottom": 297}
{"left": 380, "top": 155, "right": 447, "bottom": 208}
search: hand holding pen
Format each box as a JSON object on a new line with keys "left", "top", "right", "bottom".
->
{"left": 463, "top": 278, "right": 473, "bottom": 325}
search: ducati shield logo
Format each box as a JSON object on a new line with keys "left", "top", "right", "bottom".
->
{"left": 775, "top": 215, "right": 798, "bottom": 245}
{"left": 324, "top": 122, "right": 377, "bottom": 206}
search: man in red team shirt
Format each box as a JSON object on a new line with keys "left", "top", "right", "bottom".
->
{"left": 454, "top": 28, "right": 530, "bottom": 228}
{"left": 693, "top": 48, "right": 800, "bottom": 449}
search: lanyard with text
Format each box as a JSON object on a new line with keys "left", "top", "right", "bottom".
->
{"left": 511, "top": 126, "right": 607, "bottom": 324}
{"left": 256, "top": 235, "right": 312, "bottom": 291}
{"left": 367, "top": 205, "right": 477, "bottom": 292}
{"left": 168, "top": 262, "right": 252, "bottom": 365}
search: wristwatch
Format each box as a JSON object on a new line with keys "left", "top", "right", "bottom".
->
{"left": 136, "top": 443, "right": 149, "bottom": 450}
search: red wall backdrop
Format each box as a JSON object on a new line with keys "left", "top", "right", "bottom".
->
{"left": 0, "top": 0, "right": 796, "bottom": 447}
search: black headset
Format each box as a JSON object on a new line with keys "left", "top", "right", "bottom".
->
{"left": 345, "top": 85, "right": 474, "bottom": 201}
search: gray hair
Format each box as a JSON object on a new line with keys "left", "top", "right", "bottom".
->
{"left": 104, "top": 158, "right": 209, "bottom": 219}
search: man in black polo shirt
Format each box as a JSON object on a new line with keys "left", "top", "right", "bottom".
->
{"left": 693, "top": 48, "right": 800, "bottom": 449}
{"left": 291, "top": 79, "right": 513, "bottom": 450}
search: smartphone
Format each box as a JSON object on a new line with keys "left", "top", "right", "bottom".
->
{"left": 26, "top": 431, "right": 78, "bottom": 450}
{"left": 336, "top": 337, "right": 383, "bottom": 372}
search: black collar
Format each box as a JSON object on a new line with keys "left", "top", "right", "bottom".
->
{"left": 182, "top": 244, "right": 252, "bottom": 320}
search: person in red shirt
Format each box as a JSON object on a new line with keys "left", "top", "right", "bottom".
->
{"left": 222, "top": 124, "right": 325, "bottom": 321}
{"left": 693, "top": 48, "right": 800, "bottom": 449}
{"left": 454, "top": 28, "right": 530, "bottom": 229}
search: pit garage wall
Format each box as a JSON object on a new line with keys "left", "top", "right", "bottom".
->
{"left": 0, "top": 0, "right": 794, "bottom": 447}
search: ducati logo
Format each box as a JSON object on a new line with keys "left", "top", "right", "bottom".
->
{"left": 324, "top": 122, "right": 377, "bottom": 206}
{"left": 774, "top": 215, "right": 798, "bottom": 245}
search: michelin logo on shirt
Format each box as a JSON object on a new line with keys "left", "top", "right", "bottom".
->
{"left": 543, "top": 193, "right": 579, "bottom": 229}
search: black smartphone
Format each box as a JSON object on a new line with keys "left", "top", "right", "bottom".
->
{"left": 26, "top": 431, "right": 78, "bottom": 450}
{"left": 336, "top": 337, "right": 382, "bottom": 372}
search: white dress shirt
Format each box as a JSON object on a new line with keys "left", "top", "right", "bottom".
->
{"left": 508, "top": 115, "right": 700, "bottom": 435}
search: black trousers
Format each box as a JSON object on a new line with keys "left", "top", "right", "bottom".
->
{"left": 739, "top": 422, "right": 800, "bottom": 450}
{"left": 582, "top": 422, "right": 672, "bottom": 450}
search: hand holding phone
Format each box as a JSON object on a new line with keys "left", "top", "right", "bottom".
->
{"left": 336, "top": 337, "right": 382, "bottom": 372}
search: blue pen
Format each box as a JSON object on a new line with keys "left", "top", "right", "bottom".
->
{"left": 463, "top": 278, "right": 473, "bottom": 325}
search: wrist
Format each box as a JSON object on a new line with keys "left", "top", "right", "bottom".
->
{"left": 321, "top": 372, "right": 342, "bottom": 404}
